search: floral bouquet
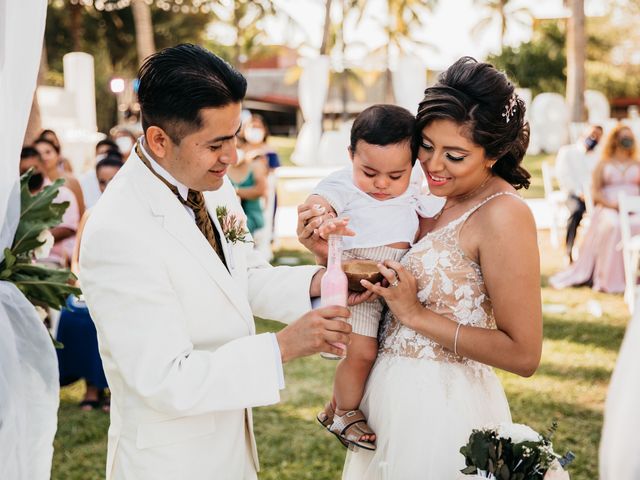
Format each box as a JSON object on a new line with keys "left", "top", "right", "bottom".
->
{"left": 458, "top": 422, "right": 574, "bottom": 480}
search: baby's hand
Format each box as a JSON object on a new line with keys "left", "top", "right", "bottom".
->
{"left": 317, "top": 216, "right": 355, "bottom": 240}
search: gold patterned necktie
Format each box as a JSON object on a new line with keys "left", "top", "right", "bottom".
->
{"left": 135, "top": 142, "right": 227, "bottom": 268}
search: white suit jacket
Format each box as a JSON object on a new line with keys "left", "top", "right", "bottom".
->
{"left": 79, "top": 150, "right": 319, "bottom": 480}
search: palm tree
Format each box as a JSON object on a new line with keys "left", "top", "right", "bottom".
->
{"left": 472, "top": 0, "right": 532, "bottom": 51}
{"left": 367, "top": 0, "right": 438, "bottom": 102}
{"left": 320, "top": 0, "right": 334, "bottom": 56}
{"left": 566, "top": 0, "right": 586, "bottom": 122}
{"left": 131, "top": 0, "right": 156, "bottom": 66}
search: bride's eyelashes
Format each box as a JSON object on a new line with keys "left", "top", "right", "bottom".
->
{"left": 420, "top": 141, "right": 466, "bottom": 162}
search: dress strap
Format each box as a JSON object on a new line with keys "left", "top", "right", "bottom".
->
{"left": 457, "top": 191, "right": 523, "bottom": 225}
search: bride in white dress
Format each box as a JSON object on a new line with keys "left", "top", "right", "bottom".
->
{"left": 300, "top": 57, "right": 543, "bottom": 479}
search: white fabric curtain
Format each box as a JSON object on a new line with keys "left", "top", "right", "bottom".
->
{"left": 291, "top": 55, "right": 330, "bottom": 166}
{"left": 0, "top": 1, "right": 60, "bottom": 479}
{"left": 392, "top": 55, "right": 426, "bottom": 115}
{"left": 599, "top": 303, "right": 640, "bottom": 480}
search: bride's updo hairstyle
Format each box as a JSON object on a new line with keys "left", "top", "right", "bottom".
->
{"left": 416, "top": 57, "right": 531, "bottom": 189}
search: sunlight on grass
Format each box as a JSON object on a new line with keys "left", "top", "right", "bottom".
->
{"left": 52, "top": 154, "right": 628, "bottom": 479}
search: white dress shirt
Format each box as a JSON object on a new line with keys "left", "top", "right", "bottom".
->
{"left": 555, "top": 142, "right": 600, "bottom": 197}
{"left": 139, "top": 138, "right": 285, "bottom": 389}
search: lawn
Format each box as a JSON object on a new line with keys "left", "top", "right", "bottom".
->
{"left": 52, "top": 239, "right": 627, "bottom": 480}
{"left": 51, "top": 140, "right": 626, "bottom": 479}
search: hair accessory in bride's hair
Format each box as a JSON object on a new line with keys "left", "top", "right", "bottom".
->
{"left": 501, "top": 94, "right": 518, "bottom": 123}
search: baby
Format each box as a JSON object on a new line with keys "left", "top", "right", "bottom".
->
{"left": 308, "top": 105, "right": 438, "bottom": 450}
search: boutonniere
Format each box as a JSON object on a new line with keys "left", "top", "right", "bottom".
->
{"left": 215, "top": 205, "right": 252, "bottom": 244}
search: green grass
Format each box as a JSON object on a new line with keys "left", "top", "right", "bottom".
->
{"left": 52, "top": 241, "right": 627, "bottom": 480}
{"left": 52, "top": 150, "right": 624, "bottom": 479}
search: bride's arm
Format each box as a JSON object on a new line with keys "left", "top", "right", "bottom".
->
{"left": 362, "top": 198, "right": 542, "bottom": 377}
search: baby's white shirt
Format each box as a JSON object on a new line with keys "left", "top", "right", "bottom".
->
{"left": 312, "top": 166, "right": 444, "bottom": 250}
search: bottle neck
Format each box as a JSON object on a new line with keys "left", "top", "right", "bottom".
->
{"left": 326, "top": 235, "right": 343, "bottom": 270}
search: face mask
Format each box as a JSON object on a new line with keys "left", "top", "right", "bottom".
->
{"left": 236, "top": 148, "right": 245, "bottom": 163}
{"left": 619, "top": 137, "right": 634, "bottom": 149}
{"left": 244, "top": 128, "right": 265, "bottom": 145}
{"left": 115, "top": 136, "right": 134, "bottom": 153}
{"left": 585, "top": 137, "right": 598, "bottom": 151}
{"left": 28, "top": 172, "right": 44, "bottom": 192}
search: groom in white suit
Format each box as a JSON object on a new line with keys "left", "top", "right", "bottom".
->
{"left": 79, "top": 44, "right": 353, "bottom": 479}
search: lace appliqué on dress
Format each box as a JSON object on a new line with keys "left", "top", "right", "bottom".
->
{"left": 378, "top": 192, "right": 521, "bottom": 375}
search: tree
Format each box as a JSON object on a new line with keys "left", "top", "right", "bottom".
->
{"left": 131, "top": 0, "right": 156, "bottom": 65}
{"left": 472, "top": 0, "right": 531, "bottom": 51}
{"left": 364, "top": 0, "right": 437, "bottom": 102}
{"left": 566, "top": 0, "right": 586, "bottom": 122}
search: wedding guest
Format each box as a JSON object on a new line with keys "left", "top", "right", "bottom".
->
{"left": 111, "top": 128, "right": 137, "bottom": 160}
{"left": 299, "top": 57, "right": 543, "bottom": 478}
{"left": 228, "top": 138, "right": 267, "bottom": 234}
{"left": 80, "top": 142, "right": 123, "bottom": 209}
{"left": 19, "top": 146, "right": 80, "bottom": 267}
{"left": 34, "top": 138, "right": 86, "bottom": 216}
{"left": 550, "top": 124, "right": 640, "bottom": 293}
{"left": 57, "top": 155, "right": 125, "bottom": 412}
{"left": 38, "top": 128, "right": 74, "bottom": 174}
{"left": 555, "top": 125, "right": 604, "bottom": 262}
{"left": 242, "top": 113, "right": 281, "bottom": 173}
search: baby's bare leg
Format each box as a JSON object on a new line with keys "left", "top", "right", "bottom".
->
{"left": 334, "top": 333, "right": 378, "bottom": 441}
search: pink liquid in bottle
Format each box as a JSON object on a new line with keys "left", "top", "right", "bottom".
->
{"left": 320, "top": 234, "right": 348, "bottom": 360}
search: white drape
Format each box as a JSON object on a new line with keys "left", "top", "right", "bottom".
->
{"left": 529, "top": 93, "right": 569, "bottom": 154}
{"left": 291, "top": 55, "right": 330, "bottom": 166}
{"left": 0, "top": 1, "right": 60, "bottom": 479}
{"left": 392, "top": 55, "right": 426, "bottom": 115}
{"left": 599, "top": 302, "right": 640, "bottom": 480}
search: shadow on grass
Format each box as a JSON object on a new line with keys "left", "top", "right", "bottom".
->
{"left": 543, "top": 316, "right": 625, "bottom": 351}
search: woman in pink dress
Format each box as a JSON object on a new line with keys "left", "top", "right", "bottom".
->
{"left": 551, "top": 124, "right": 640, "bottom": 293}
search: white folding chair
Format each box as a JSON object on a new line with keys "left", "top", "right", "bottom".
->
{"left": 619, "top": 192, "right": 640, "bottom": 313}
{"left": 542, "top": 161, "right": 568, "bottom": 248}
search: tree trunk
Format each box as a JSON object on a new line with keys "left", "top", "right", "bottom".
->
{"left": 70, "top": 3, "right": 83, "bottom": 51}
{"left": 320, "top": 0, "right": 333, "bottom": 55}
{"left": 24, "top": 42, "right": 48, "bottom": 145}
{"left": 131, "top": 0, "right": 156, "bottom": 66}
{"left": 566, "top": 0, "right": 586, "bottom": 122}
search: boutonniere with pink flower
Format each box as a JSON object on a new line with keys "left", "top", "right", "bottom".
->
{"left": 215, "top": 205, "right": 252, "bottom": 245}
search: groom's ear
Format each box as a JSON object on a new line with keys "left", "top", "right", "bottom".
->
{"left": 145, "top": 126, "right": 173, "bottom": 159}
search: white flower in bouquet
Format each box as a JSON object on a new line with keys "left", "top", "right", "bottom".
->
{"left": 496, "top": 422, "right": 542, "bottom": 443}
{"left": 33, "top": 230, "right": 54, "bottom": 259}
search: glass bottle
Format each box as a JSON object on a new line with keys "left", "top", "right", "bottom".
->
{"left": 320, "top": 234, "right": 348, "bottom": 360}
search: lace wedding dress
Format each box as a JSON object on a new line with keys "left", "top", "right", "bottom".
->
{"left": 343, "top": 193, "right": 516, "bottom": 479}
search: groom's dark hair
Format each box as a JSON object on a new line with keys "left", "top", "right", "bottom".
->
{"left": 137, "top": 43, "right": 247, "bottom": 144}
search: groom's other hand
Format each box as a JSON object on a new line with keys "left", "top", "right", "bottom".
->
{"left": 297, "top": 203, "right": 353, "bottom": 264}
{"left": 276, "top": 306, "right": 351, "bottom": 362}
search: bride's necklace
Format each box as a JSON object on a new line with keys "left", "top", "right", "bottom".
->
{"left": 433, "top": 174, "right": 493, "bottom": 220}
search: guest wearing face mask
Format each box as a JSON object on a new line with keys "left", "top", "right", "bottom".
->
{"left": 555, "top": 124, "right": 604, "bottom": 262}
{"left": 242, "top": 113, "right": 281, "bottom": 172}
{"left": 19, "top": 146, "right": 80, "bottom": 267}
{"left": 551, "top": 124, "right": 640, "bottom": 293}
{"left": 111, "top": 128, "right": 137, "bottom": 160}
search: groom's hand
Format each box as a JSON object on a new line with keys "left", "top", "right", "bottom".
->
{"left": 276, "top": 306, "right": 352, "bottom": 363}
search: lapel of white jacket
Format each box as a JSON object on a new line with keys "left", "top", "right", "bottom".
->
{"left": 129, "top": 151, "right": 254, "bottom": 331}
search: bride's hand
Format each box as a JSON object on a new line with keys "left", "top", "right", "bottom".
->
{"left": 360, "top": 260, "right": 422, "bottom": 328}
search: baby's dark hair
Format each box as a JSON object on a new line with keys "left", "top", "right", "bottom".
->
{"left": 416, "top": 57, "right": 531, "bottom": 189}
{"left": 350, "top": 104, "right": 417, "bottom": 165}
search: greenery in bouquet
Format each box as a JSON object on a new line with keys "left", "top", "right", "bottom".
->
{"left": 215, "top": 205, "right": 252, "bottom": 244}
{"left": 0, "top": 170, "right": 80, "bottom": 311}
{"left": 459, "top": 421, "right": 573, "bottom": 480}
